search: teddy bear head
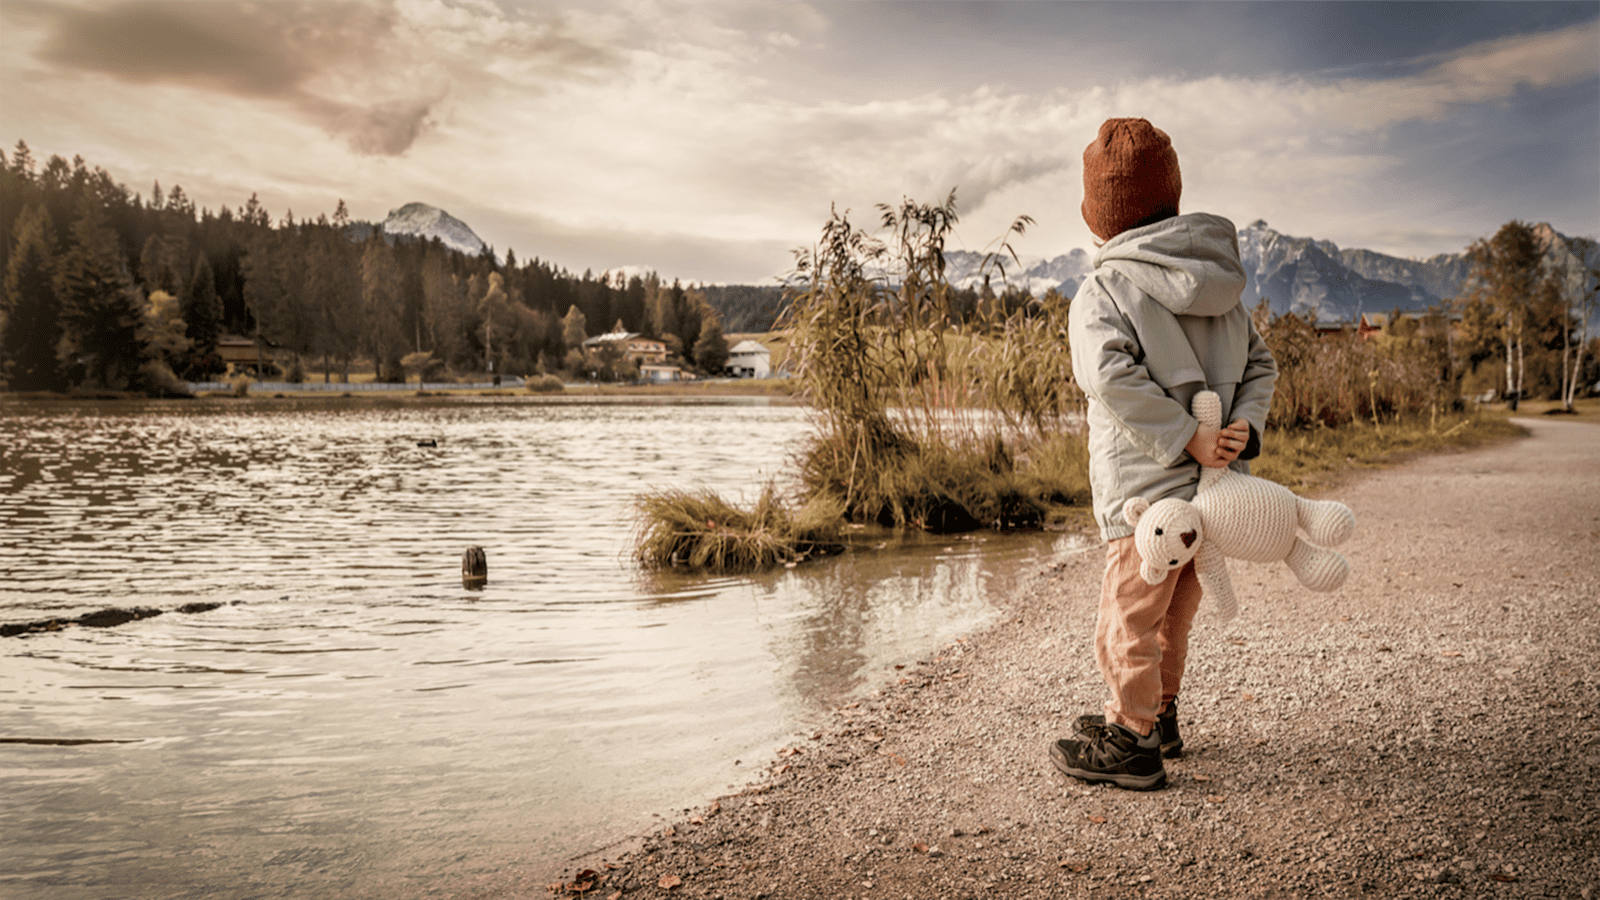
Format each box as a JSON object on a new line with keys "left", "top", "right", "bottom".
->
{"left": 1124, "top": 496, "right": 1203, "bottom": 585}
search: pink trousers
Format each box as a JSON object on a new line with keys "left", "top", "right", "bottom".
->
{"left": 1094, "top": 536, "right": 1202, "bottom": 736}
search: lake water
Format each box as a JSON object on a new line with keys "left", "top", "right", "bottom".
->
{"left": 0, "top": 396, "right": 1076, "bottom": 899}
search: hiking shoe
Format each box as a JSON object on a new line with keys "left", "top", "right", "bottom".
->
{"left": 1073, "top": 697, "right": 1184, "bottom": 758}
{"left": 1050, "top": 722, "right": 1166, "bottom": 790}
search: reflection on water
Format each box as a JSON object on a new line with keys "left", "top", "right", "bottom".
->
{"left": 0, "top": 397, "right": 1081, "bottom": 899}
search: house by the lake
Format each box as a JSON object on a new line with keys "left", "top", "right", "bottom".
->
{"left": 639, "top": 363, "right": 691, "bottom": 383}
{"left": 725, "top": 340, "right": 771, "bottom": 378}
{"left": 582, "top": 331, "right": 668, "bottom": 366}
{"left": 217, "top": 337, "right": 274, "bottom": 374}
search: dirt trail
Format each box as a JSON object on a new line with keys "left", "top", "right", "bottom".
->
{"left": 508, "top": 418, "right": 1600, "bottom": 899}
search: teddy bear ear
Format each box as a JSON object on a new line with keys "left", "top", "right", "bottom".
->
{"left": 1124, "top": 497, "right": 1151, "bottom": 525}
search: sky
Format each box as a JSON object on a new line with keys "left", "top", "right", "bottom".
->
{"left": 2, "top": 1, "right": 1597, "bottom": 285}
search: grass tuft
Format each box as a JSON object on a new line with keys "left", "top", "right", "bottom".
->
{"left": 633, "top": 485, "right": 845, "bottom": 571}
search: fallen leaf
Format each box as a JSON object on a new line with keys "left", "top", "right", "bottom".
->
{"left": 1207, "top": 795, "right": 1227, "bottom": 803}
{"left": 772, "top": 763, "right": 791, "bottom": 774}
{"left": 1243, "top": 693, "right": 1255, "bottom": 701}
{"left": 1192, "top": 773, "right": 1212, "bottom": 782}
{"left": 658, "top": 874, "right": 683, "bottom": 889}
{"left": 689, "top": 816, "right": 705, "bottom": 825}
{"left": 913, "top": 842, "right": 929, "bottom": 853}
{"left": 1061, "top": 861, "right": 1091, "bottom": 873}
{"left": 864, "top": 733, "right": 884, "bottom": 743}
{"left": 1088, "top": 814, "right": 1107, "bottom": 824}
{"left": 1441, "top": 650, "right": 1463, "bottom": 657}
{"left": 1491, "top": 872, "right": 1518, "bottom": 883}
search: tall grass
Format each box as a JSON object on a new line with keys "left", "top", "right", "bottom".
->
{"left": 783, "top": 193, "right": 1089, "bottom": 531}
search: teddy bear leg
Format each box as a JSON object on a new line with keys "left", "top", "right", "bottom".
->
{"left": 1285, "top": 537, "right": 1351, "bottom": 593}
{"left": 1297, "top": 498, "right": 1355, "bottom": 547}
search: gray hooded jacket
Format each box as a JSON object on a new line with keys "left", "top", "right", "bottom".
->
{"left": 1067, "top": 212, "right": 1278, "bottom": 539}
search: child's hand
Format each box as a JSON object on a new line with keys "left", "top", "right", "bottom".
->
{"left": 1187, "top": 418, "right": 1252, "bottom": 467}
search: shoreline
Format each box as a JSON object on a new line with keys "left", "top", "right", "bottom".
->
{"left": 501, "top": 416, "right": 1599, "bottom": 899}
{"left": 0, "top": 379, "right": 803, "bottom": 407}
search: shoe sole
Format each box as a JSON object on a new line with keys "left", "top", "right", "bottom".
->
{"left": 1049, "top": 742, "right": 1167, "bottom": 791}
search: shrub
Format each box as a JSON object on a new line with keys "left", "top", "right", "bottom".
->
{"left": 526, "top": 374, "right": 565, "bottom": 393}
{"left": 1255, "top": 307, "right": 1447, "bottom": 429}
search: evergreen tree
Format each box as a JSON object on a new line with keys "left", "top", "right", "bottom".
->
{"left": 55, "top": 195, "right": 148, "bottom": 390}
{"left": 1, "top": 204, "right": 66, "bottom": 390}
{"left": 693, "top": 313, "right": 729, "bottom": 374}
{"left": 360, "top": 236, "right": 407, "bottom": 382}
{"left": 181, "top": 253, "right": 224, "bottom": 378}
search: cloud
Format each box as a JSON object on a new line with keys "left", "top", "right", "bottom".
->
{"left": 34, "top": 0, "right": 623, "bottom": 156}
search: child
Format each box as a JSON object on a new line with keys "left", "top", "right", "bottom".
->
{"left": 1054, "top": 118, "right": 1278, "bottom": 790}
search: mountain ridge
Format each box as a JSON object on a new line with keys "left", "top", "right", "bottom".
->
{"left": 367, "top": 204, "right": 1594, "bottom": 331}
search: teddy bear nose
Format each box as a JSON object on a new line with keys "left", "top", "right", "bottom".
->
{"left": 1181, "top": 530, "right": 1197, "bottom": 548}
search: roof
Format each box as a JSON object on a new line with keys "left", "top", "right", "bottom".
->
{"left": 728, "top": 340, "right": 769, "bottom": 355}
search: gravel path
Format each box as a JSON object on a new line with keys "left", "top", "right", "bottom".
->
{"left": 525, "top": 417, "right": 1599, "bottom": 900}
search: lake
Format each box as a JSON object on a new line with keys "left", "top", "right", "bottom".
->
{"left": 0, "top": 395, "right": 1077, "bottom": 899}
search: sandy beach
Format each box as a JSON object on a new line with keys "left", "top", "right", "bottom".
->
{"left": 504, "top": 415, "right": 1598, "bottom": 900}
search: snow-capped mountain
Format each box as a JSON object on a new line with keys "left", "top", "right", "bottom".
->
{"left": 944, "top": 248, "right": 1093, "bottom": 296}
{"left": 380, "top": 202, "right": 487, "bottom": 257}
{"left": 939, "top": 220, "right": 1592, "bottom": 324}
{"left": 1235, "top": 220, "right": 1474, "bottom": 321}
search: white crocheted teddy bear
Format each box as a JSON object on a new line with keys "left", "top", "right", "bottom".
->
{"left": 1123, "top": 390, "right": 1355, "bottom": 619}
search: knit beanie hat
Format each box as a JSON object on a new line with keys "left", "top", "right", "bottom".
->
{"left": 1081, "top": 118, "right": 1183, "bottom": 241}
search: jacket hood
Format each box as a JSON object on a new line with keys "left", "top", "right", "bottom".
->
{"left": 1093, "top": 213, "right": 1246, "bottom": 317}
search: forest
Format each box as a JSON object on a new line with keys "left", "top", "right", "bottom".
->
{"left": 0, "top": 142, "right": 740, "bottom": 393}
